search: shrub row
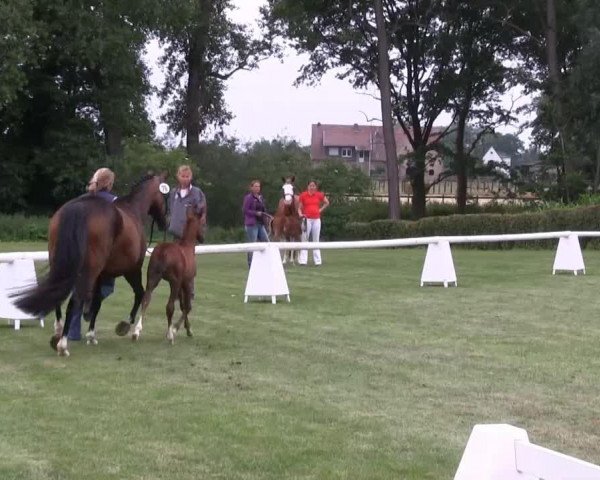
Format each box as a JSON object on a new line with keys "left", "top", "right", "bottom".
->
{"left": 3, "top": 205, "right": 600, "bottom": 249}
{"left": 342, "top": 205, "right": 600, "bottom": 249}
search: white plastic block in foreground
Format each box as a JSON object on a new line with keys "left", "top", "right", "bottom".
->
{"left": 244, "top": 244, "right": 290, "bottom": 304}
{"left": 454, "top": 424, "right": 534, "bottom": 480}
{"left": 0, "top": 259, "right": 44, "bottom": 330}
{"left": 420, "top": 240, "right": 457, "bottom": 287}
{"left": 454, "top": 423, "right": 600, "bottom": 480}
{"left": 553, "top": 234, "right": 585, "bottom": 275}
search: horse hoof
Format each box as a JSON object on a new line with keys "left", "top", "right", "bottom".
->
{"left": 131, "top": 333, "right": 139, "bottom": 342}
{"left": 58, "top": 349, "right": 70, "bottom": 357}
{"left": 115, "top": 321, "right": 131, "bottom": 336}
{"left": 186, "top": 330, "right": 193, "bottom": 338}
{"left": 86, "top": 338, "right": 98, "bottom": 346}
{"left": 49, "top": 335, "right": 60, "bottom": 351}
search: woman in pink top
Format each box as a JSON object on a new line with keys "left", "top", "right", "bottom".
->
{"left": 298, "top": 180, "right": 329, "bottom": 266}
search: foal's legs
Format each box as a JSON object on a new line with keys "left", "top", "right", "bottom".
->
{"left": 174, "top": 282, "right": 193, "bottom": 338}
{"left": 165, "top": 279, "right": 181, "bottom": 344}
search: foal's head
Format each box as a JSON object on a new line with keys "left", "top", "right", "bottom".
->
{"left": 182, "top": 206, "right": 205, "bottom": 245}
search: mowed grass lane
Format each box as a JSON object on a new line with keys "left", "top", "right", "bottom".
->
{"left": 1, "top": 242, "right": 600, "bottom": 479}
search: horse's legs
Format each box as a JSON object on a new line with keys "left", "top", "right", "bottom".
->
{"left": 55, "top": 292, "right": 88, "bottom": 357}
{"left": 54, "top": 304, "right": 63, "bottom": 337}
{"left": 165, "top": 280, "right": 180, "bottom": 344}
{"left": 85, "top": 284, "right": 103, "bottom": 346}
{"left": 132, "top": 274, "right": 161, "bottom": 341}
{"left": 124, "top": 269, "right": 145, "bottom": 325}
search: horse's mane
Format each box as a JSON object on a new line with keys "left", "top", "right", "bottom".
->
{"left": 117, "top": 174, "right": 155, "bottom": 202}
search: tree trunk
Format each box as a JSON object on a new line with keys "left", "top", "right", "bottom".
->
{"left": 410, "top": 169, "right": 426, "bottom": 219}
{"left": 185, "top": 41, "right": 203, "bottom": 156}
{"left": 104, "top": 123, "right": 123, "bottom": 158}
{"left": 594, "top": 141, "right": 600, "bottom": 192}
{"left": 455, "top": 113, "right": 468, "bottom": 213}
{"left": 374, "top": 0, "right": 400, "bottom": 220}
{"left": 545, "top": 0, "right": 571, "bottom": 179}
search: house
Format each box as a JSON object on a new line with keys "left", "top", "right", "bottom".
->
{"left": 310, "top": 123, "right": 445, "bottom": 181}
{"left": 482, "top": 147, "right": 511, "bottom": 168}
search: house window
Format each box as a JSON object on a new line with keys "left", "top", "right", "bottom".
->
{"left": 328, "top": 147, "right": 340, "bottom": 156}
{"left": 358, "top": 150, "right": 366, "bottom": 163}
{"left": 341, "top": 147, "right": 352, "bottom": 158}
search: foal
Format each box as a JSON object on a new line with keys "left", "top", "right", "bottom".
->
{"left": 132, "top": 207, "right": 204, "bottom": 343}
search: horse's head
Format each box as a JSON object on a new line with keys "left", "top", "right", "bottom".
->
{"left": 281, "top": 182, "right": 295, "bottom": 206}
{"left": 144, "top": 171, "right": 169, "bottom": 231}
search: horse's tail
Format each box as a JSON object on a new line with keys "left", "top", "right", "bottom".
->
{"left": 14, "top": 202, "right": 89, "bottom": 316}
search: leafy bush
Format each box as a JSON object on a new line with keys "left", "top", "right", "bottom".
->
{"left": 0, "top": 214, "right": 49, "bottom": 241}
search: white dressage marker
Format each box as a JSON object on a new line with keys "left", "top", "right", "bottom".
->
{"left": 553, "top": 233, "right": 585, "bottom": 275}
{"left": 0, "top": 258, "right": 44, "bottom": 330}
{"left": 244, "top": 244, "right": 290, "bottom": 304}
{"left": 420, "top": 239, "right": 457, "bottom": 287}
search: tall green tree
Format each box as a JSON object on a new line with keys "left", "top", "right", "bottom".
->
{"left": 155, "top": 0, "right": 271, "bottom": 156}
{"left": 265, "top": 0, "right": 517, "bottom": 218}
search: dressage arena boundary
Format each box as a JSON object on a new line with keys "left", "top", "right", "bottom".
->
{"left": 3, "top": 234, "right": 600, "bottom": 476}
{"left": 0, "top": 230, "right": 598, "bottom": 323}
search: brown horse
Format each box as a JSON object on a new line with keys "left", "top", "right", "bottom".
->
{"left": 132, "top": 206, "right": 204, "bottom": 344}
{"left": 272, "top": 176, "right": 303, "bottom": 264}
{"left": 14, "top": 173, "right": 168, "bottom": 356}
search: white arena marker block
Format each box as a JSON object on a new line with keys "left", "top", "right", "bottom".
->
{"left": 454, "top": 424, "right": 533, "bottom": 480}
{"left": 244, "top": 244, "right": 290, "bottom": 304}
{"left": 553, "top": 234, "right": 585, "bottom": 275}
{"left": 0, "top": 259, "right": 44, "bottom": 330}
{"left": 420, "top": 240, "right": 457, "bottom": 287}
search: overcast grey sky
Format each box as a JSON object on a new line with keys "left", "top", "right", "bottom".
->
{"left": 147, "top": 0, "right": 529, "bottom": 147}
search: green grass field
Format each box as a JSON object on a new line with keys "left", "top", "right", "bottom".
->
{"left": 1, "top": 242, "right": 600, "bottom": 479}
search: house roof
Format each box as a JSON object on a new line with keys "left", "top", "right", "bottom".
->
{"left": 312, "top": 123, "right": 440, "bottom": 162}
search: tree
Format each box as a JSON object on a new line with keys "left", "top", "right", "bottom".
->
{"left": 265, "top": 0, "right": 519, "bottom": 218}
{"left": 155, "top": 0, "right": 271, "bottom": 155}
{"left": 442, "top": 1, "right": 517, "bottom": 212}
{"left": 0, "top": 0, "right": 154, "bottom": 212}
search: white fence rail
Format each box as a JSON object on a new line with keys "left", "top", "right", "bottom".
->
{"left": 454, "top": 424, "right": 600, "bottom": 480}
{"left": 0, "top": 230, "right": 597, "bottom": 324}
{"left": 0, "top": 230, "right": 598, "bottom": 262}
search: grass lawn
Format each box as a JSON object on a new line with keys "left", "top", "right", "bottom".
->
{"left": 1, "top": 242, "right": 600, "bottom": 479}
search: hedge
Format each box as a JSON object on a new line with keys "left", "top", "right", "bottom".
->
{"left": 2, "top": 205, "right": 600, "bottom": 249}
{"left": 342, "top": 205, "right": 600, "bottom": 249}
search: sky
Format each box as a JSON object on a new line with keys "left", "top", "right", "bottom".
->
{"left": 147, "top": 0, "right": 530, "bottom": 148}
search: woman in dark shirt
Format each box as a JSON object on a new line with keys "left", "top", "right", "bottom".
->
{"left": 242, "top": 180, "right": 269, "bottom": 267}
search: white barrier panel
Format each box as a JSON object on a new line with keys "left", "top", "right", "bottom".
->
{"left": 454, "top": 424, "right": 600, "bottom": 480}
{"left": 0, "top": 259, "right": 44, "bottom": 330}
{"left": 244, "top": 245, "right": 290, "bottom": 304}
{"left": 553, "top": 234, "right": 585, "bottom": 275}
{"left": 420, "top": 239, "right": 457, "bottom": 287}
